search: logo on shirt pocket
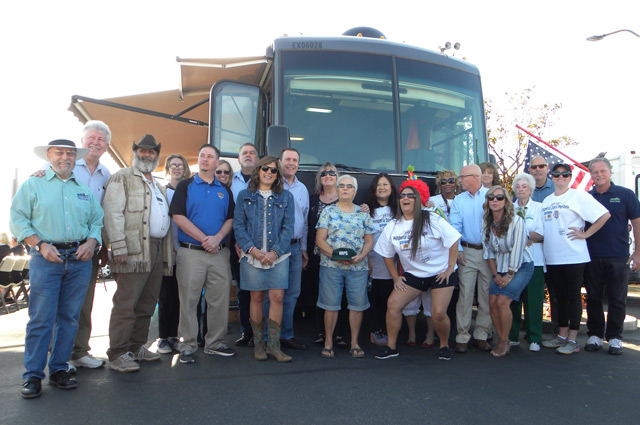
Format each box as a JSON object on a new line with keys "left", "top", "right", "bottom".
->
{"left": 77, "top": 193, "right": 89, "bottom": 201}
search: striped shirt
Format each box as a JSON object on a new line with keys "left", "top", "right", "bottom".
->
{"left": 482, "top": 215, "right": 531, "bottom": 273}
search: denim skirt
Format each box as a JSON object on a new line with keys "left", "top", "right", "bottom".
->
{"left": 489, "top": 261, "right": 534, "bottom": 301}
{"left": 239, "top": 257, "right": 289, "bottom": 291}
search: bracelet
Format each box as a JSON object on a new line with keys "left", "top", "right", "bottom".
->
{"left": 271, "top": 250, "right": 279, "bottom": 258}
{"left": 492, "top": 273, "right": 498, "bottom": 278}
{"left": 247, "top": 246, "right": 255, "bottom": 255}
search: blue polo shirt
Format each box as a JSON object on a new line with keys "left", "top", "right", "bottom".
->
{"left": 169, "top": 173, "right": 234, "bottom": 245}
{"left": 587, "top": 182, "right": 640, "bottom": 257}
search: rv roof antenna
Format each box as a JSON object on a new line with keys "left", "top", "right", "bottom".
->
{"left": 440, "top": 42, "right": 461, "bottom": 56}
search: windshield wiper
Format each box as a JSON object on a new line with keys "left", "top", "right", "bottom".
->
{"left": 334, "top": 163, "right": 363, "bottom": 172}
{"left": 411, "top": 170, "right": 439, "bottom": 176}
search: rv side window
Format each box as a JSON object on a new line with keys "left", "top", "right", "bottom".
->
{"left": 209, "top": 81, "right": 265, "bottom": 157}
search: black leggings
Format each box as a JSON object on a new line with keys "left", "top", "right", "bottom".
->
{"left": 545, "top": 263, "right": 586, "bottom": 331}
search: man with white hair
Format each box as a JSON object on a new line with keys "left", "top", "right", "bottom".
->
{"left": 11, "top": 140, "right": 103, "bottom": 398}
{"left": 102, "top": 135, "right": 173, "bottom": 372}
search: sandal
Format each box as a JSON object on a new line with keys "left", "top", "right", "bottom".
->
{"left": 314, "top": 334, "right": 325, "bottom": 346}
{"left": 335, "top": 336, "right": 348, "bottom": 349}
{"left": 349, "top": 347, "right": 365, "bottom": 358}
{"left": 321, "top": 347, "right": 335, "bottom": 359}
{"left": 406, "top": 340, "right": 416, "bottom": 347}
{"left": 421, "top": 341, "right": 434, "bottom": 348}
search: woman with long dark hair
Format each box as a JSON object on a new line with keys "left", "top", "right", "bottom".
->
{"left": 373, "top": 181, "right": 460, "bottom": 361}
{"left": 233, "top": 156, "right": 295, "bottom": 362}
{"left": 365, "top": 173, "right": 398, "bottom": 346}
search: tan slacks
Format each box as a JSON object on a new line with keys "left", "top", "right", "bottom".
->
{"left": 455, "top": 247, "right": 492, "bottom": 343}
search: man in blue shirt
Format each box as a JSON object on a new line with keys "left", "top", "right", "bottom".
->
{"left": 11, "top": 140, "right": 103, "bottom": 399}
{"left": 449, "top": 164, "right": 491, "bottom": 353}
{"left": 267, "top": 148, "right": 309, "bottom": 350}
{"left": 585, "top": 157, "right": 640, "bottom": 355}
{"left": 529, "top": 155, "right": 555, "bottom": 202}
{"left": 170, "top": 144, "right": 236, "bottom": 364}
{"left": 230, "top": 143, "right": 259, "bottom": 346}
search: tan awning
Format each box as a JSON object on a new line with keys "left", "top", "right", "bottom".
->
{"left": 177, "top": 56, "right": 269, "bottom": 98}
{"left": 68, "top": 55, "right": 271, "bottom": 169}
{"left": 68, "top": 90, "right": 210, "bottom": 169}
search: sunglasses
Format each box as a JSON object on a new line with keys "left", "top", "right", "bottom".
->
{"left": 530, "top": 164, "right": 547, "bottom": 170}
{"left": 215, "top": 169, "right": 230, "bottom": 175}
{"left": 169, "top": 163, "right": 185, "bottom": 169}
{"left": 320, "top": 170, "right": 337, "bottom": 177}
{"left": 261, "top": 166, "right": 279, "bottom": 174}
{"left": 551, "top": 171, "right": 571, "bottom": 178}
{"left": 399, "top": 193, "right": 416, "bottom": 199}
{"left": 487, "top": 194, "right": 506, "bottom": 201}
{"left": 337, "top": 183, "right": 355, "bottom": 189}
{"left": 440, "top": 178, "right": 456, "bottom": 185}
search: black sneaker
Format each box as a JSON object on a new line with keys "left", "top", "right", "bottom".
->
{"left": 49, "top": 370, "right": 77, "bottom": 390}
{"left": 438, "top": 346, "right": 453, "bottom": 360}
{"left": 204, "top": 344, "right": 236, "bottom": 357}
{"left": 179, "top": 351, "right": 195, "bottom": 364}
{"left": 374, "top": 346, "right": 399, "bottom": 360}
{"left": 234, "top": 333, "right": 253, "bottom": 347}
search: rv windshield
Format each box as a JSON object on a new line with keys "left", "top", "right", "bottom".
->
{"left": 280, "top": 50, "right": 486, "bottom": 173}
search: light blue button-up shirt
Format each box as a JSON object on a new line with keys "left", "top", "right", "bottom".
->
{"left": 73, "top": 158, "right": 111, "bottom": 203}
{"left": 231, "top": 170, "right": 251, "bottom": 201}
{"left": 449, "top": 185, "right": 489, "bottom": 250}
{"left": 10, "top": 167, "right": 103, "bottom": 244}
{"left": 283, "top": 175, "right": 309, "bottom": 249}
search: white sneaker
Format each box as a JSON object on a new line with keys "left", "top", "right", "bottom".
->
{"left": 509, "top": 340, "right": 520, "bottom": 346}
{"left": 608, "top": 338, "right": 623, "bottom": 355}
{"left": 584, "top": 335, "right": 603, "bottom": 352}
{"left": 529, "top": 342, "right": 540, "bottom": 352}
{"left": 136, "top": 345, "right": 161, "bottom": 362}
{"left": 69, "top": 354, "right": 105, "bottom": 369}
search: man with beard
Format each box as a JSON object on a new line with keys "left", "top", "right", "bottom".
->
{"left": 230, "top": 143, "right": 259, "bottom": 346}
{"left": 102, "top": 135, "right": 173, "bottom": 372}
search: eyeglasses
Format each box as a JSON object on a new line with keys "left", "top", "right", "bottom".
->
{"left": 337, "top": 183, "right": 355, "bottom": 189}
{"left": 459, "top": 174, "right": 476, "bottom": 179}
{"left": 551, "top": 171, "right": 571, "bottom": 178}
{"left": 440, "top": 178, "right": 456, "bottom": 185}
{"left": 530, "top": 164, "right": 547, "bottom": 170}
{"left": 399, "top": 193, "right": 416, "bottom": 199}
{"left": 169, "top": 163, "right": 185, "bottom": 169}
{"left": 216, "top": 169, "right": 230, "bottom": 175}
{"left": 320, "top": 170, "right": 337, "bottom": 177}
{"left": 261, "top": 166, "right": 279, "bottom": 174}
{"left": 487, "top": 194, "right": 506, "bottom": 201}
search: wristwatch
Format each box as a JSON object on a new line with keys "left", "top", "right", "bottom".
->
{"left": 34, "top": 240, "right": 45, "bottom": 252}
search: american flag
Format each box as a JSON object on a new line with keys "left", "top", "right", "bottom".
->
{"left": 524, "top": 139, "right": 593, "bottom": 192}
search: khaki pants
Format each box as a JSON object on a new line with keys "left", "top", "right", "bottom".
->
{"left": 455, "top": 247, "right": 492, "bottom": 343}
{"left": 70, "top": 255, "right": 99, "bottom": 360}
{"left": 177, "top": 247, "right": 231, "bottom": 353}
{"left": 107, "top": 239, "right": 163, "bottom": 361}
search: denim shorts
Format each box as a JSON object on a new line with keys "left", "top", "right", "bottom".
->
{"left": 489, "top": 261, "right": 534, "bottom": 301}
{"left": 239, "top": 257, "right": 289, "bottom": 291}
{"left": 317, "top": 266, "right": 370, "bottom": 312}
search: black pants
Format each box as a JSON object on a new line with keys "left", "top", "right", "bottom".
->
{"left": 585, "top": 256, "right": 628, "bottom": 340}
{"left": 367, "top": 278, "right": 394, "bottom": 333}
{"left": 158, "top": 268, "right": 180, "bottom": 339}
{"left": 546, "top": 263, "right": 586, "bottom": 331}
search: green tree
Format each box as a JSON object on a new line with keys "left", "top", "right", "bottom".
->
{"left": 485, "top": 86, "right": 576, "bottom": 190}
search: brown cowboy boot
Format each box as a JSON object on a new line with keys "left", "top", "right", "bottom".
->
{"left": 250, "top": 319, "right": 267, "bottom": 361}
{"left": 266, "top": 319, "right": 292, "bottom": 362}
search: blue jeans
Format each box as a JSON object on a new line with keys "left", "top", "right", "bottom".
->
{"left": 24, "top": 250, "right": 92, "bottom": 380}
{"left": 317, "top": 266, "right": 370, "bottom": 312}
{"left": 264, "top": 242, "right": 302, "bottom": 339}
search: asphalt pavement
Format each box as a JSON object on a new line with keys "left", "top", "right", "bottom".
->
{"left": 2, "top": 280, "right": 640, "bottom": 425}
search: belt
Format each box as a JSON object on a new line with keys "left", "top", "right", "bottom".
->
{"left": 180, "top": 242, "right": 227, "bottom": 251}
{"left": 51, "top": 240, "right": 87, "bottom": 250}
{"left": 291, "top": 239, "right": 299, "bottom": 245}
{"left": 461, "top": 241, "right": 483, "bottom": 250}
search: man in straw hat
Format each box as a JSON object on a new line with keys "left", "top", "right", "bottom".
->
{"left": 102, "top": 134, "right": 173, "bottom": 372}
{"left": 11, "top": 139, "right": 104, "bottom": 398}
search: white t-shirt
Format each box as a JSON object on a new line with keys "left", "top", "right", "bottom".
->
{"left": 513, "top": 198, "right": 545, "bottom": 269}
{"left": 430, "top": 194, "right": 454, "bottom": 220}
{"left": 368, "top": 206, "right": 394, "bottom": 279}
{"left": 540, "top": 189, "right": 608, "bottom": 265}
{"left": 374, "top": 212, "right": 461, "bottom": 278}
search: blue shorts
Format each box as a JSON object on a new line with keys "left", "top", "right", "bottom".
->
{"left": 489, "top": 261, "right": 534, "bottom": 301}
{"left": 239, "top": 257, "right": 289, "bottom": 291}
{"left": 317, "top": 266, "right": 370, "bottom": 312}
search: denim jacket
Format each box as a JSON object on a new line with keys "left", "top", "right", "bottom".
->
{"left": 233, "top": 188, "right": 295, "bottom": 257}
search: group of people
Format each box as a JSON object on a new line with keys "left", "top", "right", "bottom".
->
{"left": 9, "top": 121, "right": 639, "bottom": 399}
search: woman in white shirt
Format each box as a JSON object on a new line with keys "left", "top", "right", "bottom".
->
{"left": 508, "top": 173, "right": 545, "bottom": 352}
{"left": 373, "top": 182, "right": 461, "bottom": 361}
{"left": 539, "top": 163, "right": 610, "bottom": 355}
